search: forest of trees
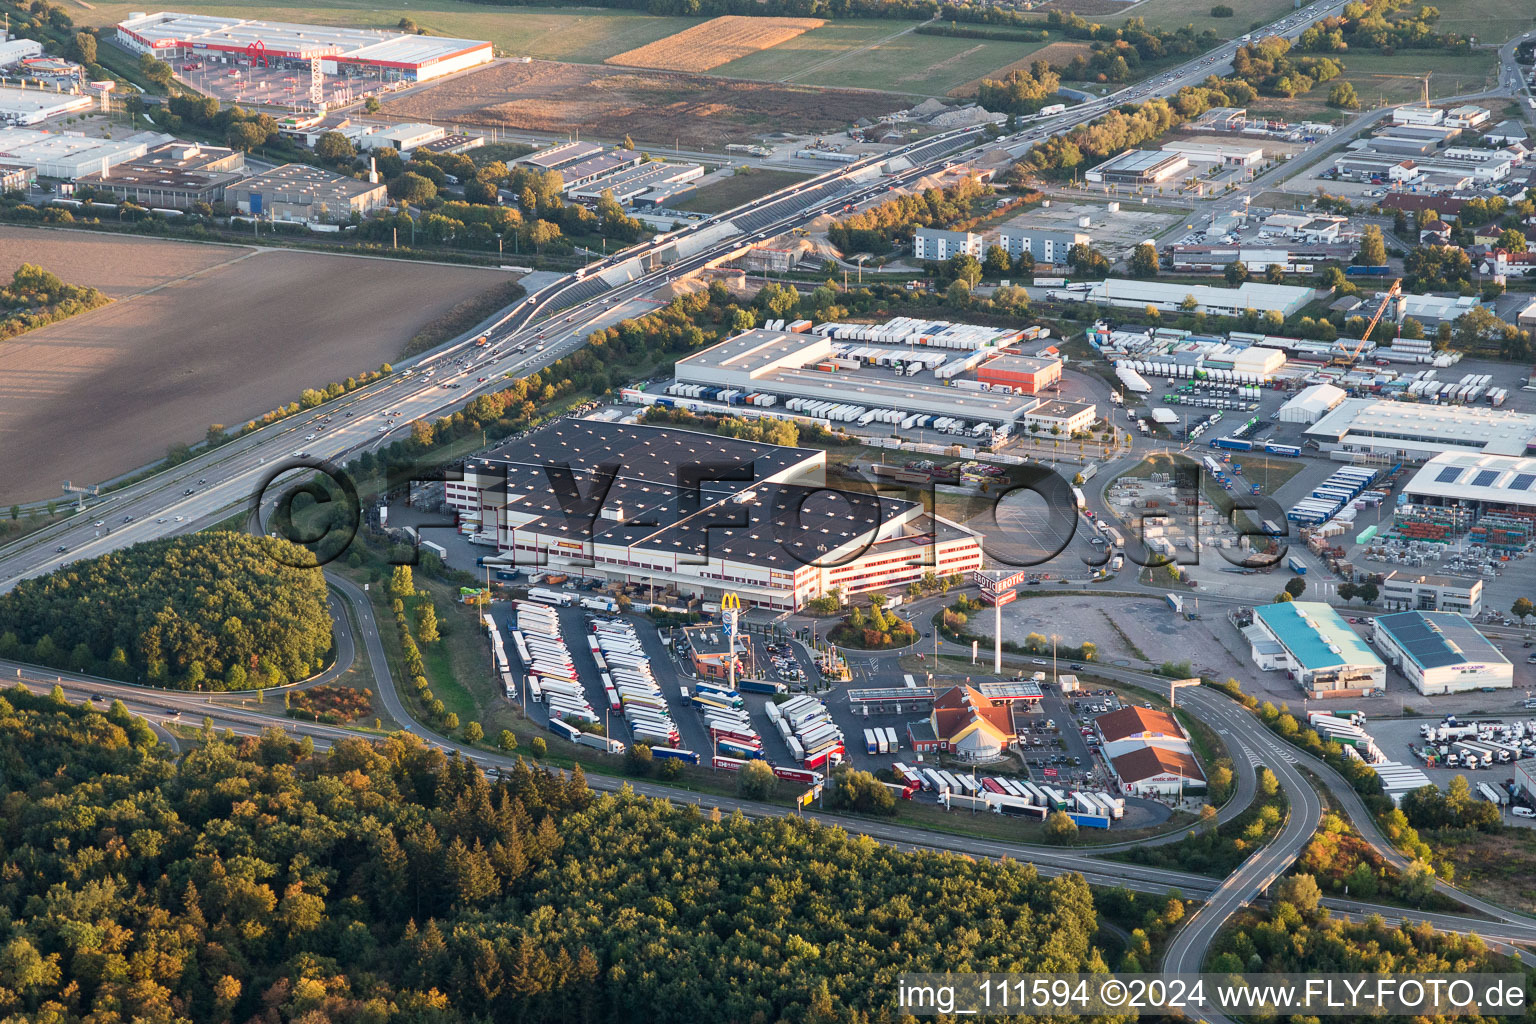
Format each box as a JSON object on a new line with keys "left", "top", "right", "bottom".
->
{"left": 0, "top": 694, "right": 1113, "bottom": 1023}
{"left": 0, "top": 533, "right": 331, "bottom": 689}
{"left": 1209, "top": 874, "right": 1521, "bottom": 1002}
{"left": 974, "top": 62, "right": 1062, "bottom": 114}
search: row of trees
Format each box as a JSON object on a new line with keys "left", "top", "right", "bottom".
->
{"left": 0, "top": 533, "right": 331, "bottom": 689}
{"left": 0, "top": 694, "right": 1112, "bottom": 1022}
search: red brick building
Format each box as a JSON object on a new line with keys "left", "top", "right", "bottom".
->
{"left": 976, "top": 354, "right": 1062, "bottom": 394}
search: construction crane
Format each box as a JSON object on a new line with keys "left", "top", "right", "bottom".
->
{"left": 1333, "top": 277, "right": 1402, "bottom": 366}
{"left": 1368, "top": 72, "right": 1432, "bottom": 108}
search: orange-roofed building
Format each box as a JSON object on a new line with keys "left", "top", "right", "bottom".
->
{"left": 906, "top": 685, "right": 1015, "bottom": 761}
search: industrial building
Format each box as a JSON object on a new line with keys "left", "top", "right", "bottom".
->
{"left": 1372, "top": 611, "right": 1511, "bottom": 695}
{"left": 974, "top": 353, "right": 1061, "bottom": 394}
{"left": 1379, "top": 571, "right": 1484, "bottom": 617}
{"left": 1159, "top": 139, "right": 1264, "bottom": 167}
{"left": 1083, "top": 148, "right": 1189, "bottom": 185}
{"left": 0, "top": 85, "right": 94, "bottom": 126}
{"left": 567, "top": 161, "right": 703, "bottom": 204}
{"left": 1403, "top": 451, "right": 1536, "bottom": 513}
{"left": 1249, "top": 602, "right": 1386, "bottom": 698}
{"left": 359, "top": 123, "right": 445, "bottom": 154}
{"left": 912, "top": 227, "right": 982, "bottom": 260}
{"left": 1486, "top": 120, "right": 1529, "bottom": 146}
{"left": 1305, "top": 400, "right": 1536, "bottom": 461}
{"left": 518, "top": 140, "right": 602, "bottom": 171}
{"left": 1275, "top": 383, "right": 1346, "bottom": 425}
{"left": 1054, "top": 278, "right": 1314, "bottom": 318}
{"left": 116, "top": 12, "right": 493, "bottom": 83}
{"left": 0, "top": 39, "right": 43, "bottom": 68}
{"left": 1393, "top": 106, "right": 1446, "bottom": 127}
{"left": 557, "top": 150, "right": 643, "bottom": 191}
{"left": 226, "top": 163, "right": 388, "bottom": 223}
{"left": 993, "top": 225, "right": 1089, "bottom": 266}
{"left": 443, "top": 420, "right": 985, "bottom": 612}
{"left": 673, "top": 328, "right": 1045, "bottom": 425}
{"left": 1164, "top": 243, "right": 1354, "bottom": 272}
{"left": 74, "top": 141, "right": 246, "bottom": 208}
{"left": 0, "top": 128, "right": 172, "bottom": 179}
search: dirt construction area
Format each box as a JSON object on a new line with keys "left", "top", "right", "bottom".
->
{"left": 380, "top": 59, "right": 906, "bottom": 148}
{"left": 0, "top": 229, "right": 514, "bottom": 503}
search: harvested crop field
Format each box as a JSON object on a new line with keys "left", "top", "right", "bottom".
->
{"left": 0, "top": 229, "right": 516, "bottom": 503}
{"left": 379, "top": 59, "right": 905, "bottom": 148}
{"left": 950, "top": 40, "right": 1092, "bottom": 96}
{"left": 606, "top": 16, "right": 823, "bottom": 73}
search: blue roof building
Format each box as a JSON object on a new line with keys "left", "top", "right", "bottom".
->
{"left": 1373, "top": 611, "right": 1512, "bottom": 696}
{"left": 1251, "top": 601, "right": 1385, "bottom": 697}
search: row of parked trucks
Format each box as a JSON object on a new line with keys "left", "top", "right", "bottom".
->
{"left": 513, "top": 601, "right": 628, "bottom": 754}
{"left": 1287, "top": 465, "right": 1378, "bottom": 526}
{"left": 766, "top": 696, "right": 846, "bottom": 771}
{"left": 1417, "top": 716, "right": 1536, "bottom": 768}
{"left": 1400, "top": 372, "right": 1503, "bottom": 406}
{"left": 1306, "top": 710, "right": 1383, "bottom": 763}
{"left": 891, "top": 764, "right": 1124, "bottom": 827}
{"left": 667, "top": 383, "right": 781, "bottom": 408}
{"left": 591, "top": 616, "right": 683, "bottom": 750}
{"left": 1116, "top": 359, "right": 1271, "bottom": 386}
{"left": 690, "top": 679, "right": 768, "bottom": 761}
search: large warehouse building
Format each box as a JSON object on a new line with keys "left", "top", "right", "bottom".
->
{"left": 1054, "top": 279, "right": 1314, "bottom": 317}
{"left": 1306, "top": 401, "right": 1536, "bottom": 462}
{"left": 0, "top": 128, "right": 172, "bottom": 178}
{"left": 1084, "top": 149, "right": 1189, "bottom": 185}
{"left": 116, "top": 12, "right": 492, "bottom": 83}
{"left": 1372, "top": 611, "right": 1512, "bottom": 695}
{"left": 443, "top": 420, "right": 984, "bottom": 611}
{"left": 1403, "top": 452, "right": 1536, "bottom": 514}
{"left": 1250, "top": 602, "right": 1386, "bottom": 698}
{"left": 671, "top": 328, "right": 1085, "bottom": 428}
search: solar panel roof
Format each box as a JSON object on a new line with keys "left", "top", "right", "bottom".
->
{"left": 1435, "top": 466, "right": 1462, "bottom": 484}
{"left": 1513, "top": 473, "right": 1536, "bottom": 491}
{"left": 1472, "top": 469, "right": 1500, "bottom": 487}
{"left": 1376, "top": 611, "right": 1507, "bottom": 670}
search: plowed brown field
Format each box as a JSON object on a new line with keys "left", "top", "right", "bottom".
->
{"left": 606, "top": 16, "right": 823, "bottom": 72}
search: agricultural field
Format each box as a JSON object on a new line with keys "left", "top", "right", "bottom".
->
{"left": 0, "top": 229, "right": 515, "bottom": 503}
{"left": 1110, "top": 0, "right": 1295, "bottom": 36}
{"left": 607, "top": 16, "right": 824, "bottom": 73}
{"left": 672, "top": 169, "right": 813, "bottom": 214}
{"left": 712, "top": 19, "right": 922, "bottom": 81}
{"left": 738, "top": 28, "right": 1055, "bottom": 96}
{"left": 1425, "top": 0, "right": 1536, "bottom": 43}
{"left": 79, "top": 1, "right": 702, "bottom": 65}
{"left": 379, "top": 59, "right": 906, "bottom": 148}
{"left": 1032, "top": 0, "right": 1136, "bottom": 16}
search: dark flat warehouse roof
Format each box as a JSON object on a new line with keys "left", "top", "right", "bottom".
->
{"left": 475, "top": 420, "right": 927, "bottom": 568}
{"left": 1375, "top": 611, "right": 1508, "bottom": 670}
{"left": 479, "top": 420, "right": 817, "bottom": 491}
